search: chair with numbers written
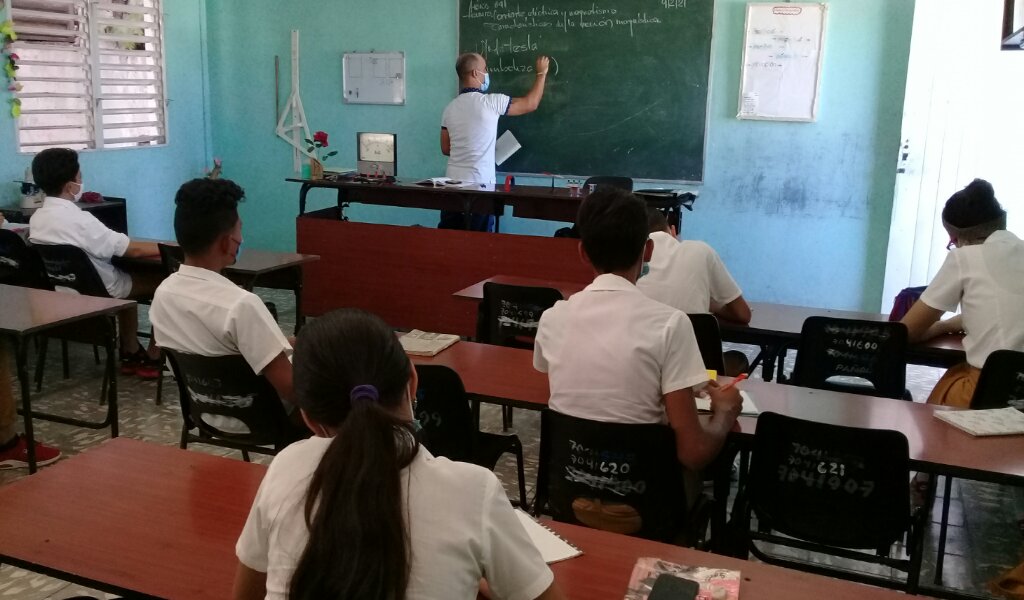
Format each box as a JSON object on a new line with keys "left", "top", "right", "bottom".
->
{"left": 477, "top": 281, "right": 562, "bottom": 430}
{"left": 413, "top": 364, "right": 527, "bottom": 507}
{"left": 535, "top": 409, "right": 701, "bottom": 544}
{"left": 790, "top": 317, "right": 910, "bottom": 400}
{"left": 730, "top": 411, "right": 928, "bottom": 592}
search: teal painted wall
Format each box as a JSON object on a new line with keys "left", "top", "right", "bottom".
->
{"left": 207, "top": 0, "right": 914, "bottom": 311}
{"left": 0, "top": 1, "right": 211, "bottom": 240}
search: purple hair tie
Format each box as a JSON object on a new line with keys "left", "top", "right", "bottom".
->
{"left": 350, "top": 384, "right": 379, "bottom": 408}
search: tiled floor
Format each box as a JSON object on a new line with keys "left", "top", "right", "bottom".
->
{"left": 0, "top": 291, "right": 1020, "bottom": 599}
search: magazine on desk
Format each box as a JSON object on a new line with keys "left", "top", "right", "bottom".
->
{"left": 399, "top": 330, "right": 460, "bottom": 357}
{"left": 624, "top": 557, "right": 740, "bottom": 600}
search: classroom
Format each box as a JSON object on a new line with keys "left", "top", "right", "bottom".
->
{"left": 1, "top": 0, "right": 1023, "bottom": 598}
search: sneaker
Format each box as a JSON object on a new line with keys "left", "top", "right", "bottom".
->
{"left": 120, "top": 350, "right": 141, "bottom": 375}
{"left": 0, "top": 435, "right": 62, "bottom": 469}
{"left": 134, "top": 354, "right": 163, "bottom": 380}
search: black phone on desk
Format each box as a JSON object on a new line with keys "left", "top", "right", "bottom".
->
{"left": 648, "top": 574, "right": 700, "bottom": 600}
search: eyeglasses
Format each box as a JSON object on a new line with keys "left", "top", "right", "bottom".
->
{"left": 946, "top": 238, "right": 957, "bottom": 251}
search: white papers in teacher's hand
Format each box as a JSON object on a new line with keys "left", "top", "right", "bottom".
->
{"left": 495, "top": 130, "right": 521, "bottom": 166}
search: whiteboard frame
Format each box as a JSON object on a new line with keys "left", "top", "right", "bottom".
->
{"left": 737, "top": 2, "right": 828, "bottom": 123}
{"left": 342, "top": 51, "right": 406, "bottom": 105}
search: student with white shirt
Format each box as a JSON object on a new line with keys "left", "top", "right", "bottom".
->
{"left": 534, "top": 188, "right": 742, "bottom": 466}
{"left": 150, "top": 178, "right": 301, "bottom": 435}
{"left": 233, "top": 308, "right": 563, "bottom": 600}
{"left": 637, "top": 209, "right": 751, "bottom": 324}
{"left": 902, "top": 179, "right": 1024, "bottom": 407}
{"left": 438, "top": 52, "right": 549, "bottom": 231}
{"left": 27, "top": 148, "right": 162, "bottom": 378}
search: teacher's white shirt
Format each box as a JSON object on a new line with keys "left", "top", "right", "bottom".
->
{"left": 441, "top": 89, "right": 511, "bottom": 185}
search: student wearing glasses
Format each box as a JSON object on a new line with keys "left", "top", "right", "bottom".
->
{"left": 901, "top": 179, "right": 1024, "bottom": 407}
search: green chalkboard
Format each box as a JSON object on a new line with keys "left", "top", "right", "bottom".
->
{"left": 459, "top": 0, "right": 714, "bottom": 182}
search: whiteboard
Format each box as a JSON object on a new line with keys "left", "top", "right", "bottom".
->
{"left": 738, "top": 3, "right": 827, "bottom": 122}
{"left": 342, "top": 52, "right": 406, "bottom": 105}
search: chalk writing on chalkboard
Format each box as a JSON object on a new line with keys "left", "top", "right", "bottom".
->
{"left": 778, "top": 442, "right": 875, "bottom": 498}
{"left": 564, "top": 438, "right": 646, "bottom": 496}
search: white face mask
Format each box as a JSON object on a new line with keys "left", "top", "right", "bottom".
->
{"left": 69, "top": 180, "right": 84, "bottom": 202}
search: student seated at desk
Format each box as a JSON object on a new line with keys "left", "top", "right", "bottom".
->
{"left": 637, "top": 209, "right": 751, "bottom": 324}
{"left": 27, "top": 148, "right": 162, "bottom": 378}
{"left": 901, "top": 179, "right": 1024, "bottom": 407}
{"left": 533, "top": 189, "right": 742, "bottom": 525}
{"left": 233, "top": 309, "right": 563, "bottom": 600}
{"left": 150, "top": 178, "right": 302, "bottom": 437}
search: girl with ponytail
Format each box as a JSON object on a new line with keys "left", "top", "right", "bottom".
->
{"left": 232, "top": 308, "right": 563, "bottom": 600}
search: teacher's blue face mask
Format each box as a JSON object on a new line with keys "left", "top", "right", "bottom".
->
{"left": 480, "top": 71, "right": 490, "bottom": 92}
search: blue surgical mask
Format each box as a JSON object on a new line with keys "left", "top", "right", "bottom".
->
{"left": 480, "top": 72, "right": 490, "bottom": 92}
{"left": 639, "top": 262, "right": 650, "bottom": 279}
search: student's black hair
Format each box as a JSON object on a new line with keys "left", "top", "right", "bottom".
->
{"left": 288, "top": 308, "right": 418, "bottom": 600}
{"left": 942, "top": 179, "right": 1006, "bottom": 229}
{"left": 647, "top": 207, "right": 670, "bottom": 234}
{"left": 173, "top": 178, "right": 244, "bottom": 256}
{"left": 577, "top": 187, "right": 649, "bottom": 273}
{"left": 31, "top": 148, "right": 80, "bottom": 197}
{"left": 456, "top": 52, "right": 482, "bottom": 79}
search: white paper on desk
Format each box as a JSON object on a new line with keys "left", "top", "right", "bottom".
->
{"left": 495, "top": 130, "right": 521, "bottom": 166}
{"left": 514, "top": 509, "right": 582, "bottom": 563}
{"left": 695, "top": 390, "right": 759, "bottom": 416}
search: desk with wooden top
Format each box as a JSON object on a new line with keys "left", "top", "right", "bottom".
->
{"left": 0, "top": 437, "right": 921, "bottom": 600}
{"left": 450, "top": 276, "right": 966, "bottom": 377}
{"left": 0, "top": 285, "right": 134, "bottom": 472}
{"left": 287, "top": 177, "right": 694, "bottom": 231}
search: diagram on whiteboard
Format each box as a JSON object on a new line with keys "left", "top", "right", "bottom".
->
{"left": 738, "top": 3, "right": 827, "bottom": 122}
{"left": 343, "top": 52, "right": 406, "bottom": 105}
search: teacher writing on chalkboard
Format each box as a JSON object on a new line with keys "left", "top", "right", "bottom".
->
{"left": 439, "top": 52, "right": 550, "bottom": 231}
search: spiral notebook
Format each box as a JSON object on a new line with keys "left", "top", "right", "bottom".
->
{"left": 513, "top": 509, "right": 582, "bottom": 564}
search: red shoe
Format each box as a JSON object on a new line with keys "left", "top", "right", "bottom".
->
{"left": 120, "top": 351, "right": 140, "bottom": 375}
{"left": 0, "top": 435, "right": 62, "bottom": 469}
{"left": 135, "top": 354, "right": 163, "bottom": 380}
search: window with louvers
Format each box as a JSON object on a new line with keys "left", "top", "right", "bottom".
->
{"left": 11, "top": 0, "right": 166, "bottom": 152}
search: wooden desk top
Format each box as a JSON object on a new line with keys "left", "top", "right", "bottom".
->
{"left": 0, "top": 438, "right": 264, "bottom": 600}
{"left": 120, "top": 240, "right": 320, "bottom": 276}
{"left": 410, "top": 340, "right": 550, "bottom": 410}
{"left": 0, "top": 284, "right": 134, "bottom": 337}
{"left": 0, "top": 438, "right": 916, "bottom": 600}
{"left": 453, "top": 274, "right": 589, "bottom": 301}
{"left": 547, "top": 521, "right": 914, "bottom": 600}
{"left": 288, "top": 177, "right": 580, "bottom": 199}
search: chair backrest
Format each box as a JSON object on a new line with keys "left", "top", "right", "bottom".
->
{"left": 791, "top": 317, "right": 908, "bottom": 399}
{"left": 32, "top": 243, "right": 110, "bottom": 297}
{"left": 536, "top": 409, "right": 688, "bottom": 541}
{"left": 971, "top": 349, "right": 1024, "bottom": 410}
{"left": 413, "top": 365, "right": 477, "bottom": 462}
{"left": 163, "top": 349, "right": 290, "bottom": 447}
{"left": 0, "top": 230, "right": 51, "bottom": 289}
{"left": 477, "top": 282, "right": 563, "bottom": 348}
{"left": 687, "top": 313, "right": 725, "bottom": 373}
{"left": 583, "top": 176, "right": 634, "bottom": 192}
{"left": 748, "top": 411, "right": 911, "bottom": 550}
{"left": 157, "top": 243, "right": 184, "bottom": 275}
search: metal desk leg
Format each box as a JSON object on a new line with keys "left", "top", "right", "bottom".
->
{"left": 105, "top": 317, "right": 119, "bottom": 438}
{"left": 292, "top": 266, "right": 305, "bottom": 335}
{"left": 14, "top": 337, "right": 37, "bottom": 473}
{"left": 934, "top": 475, "right": 954, "bottom": 585}
{"left": 298, "top": 183, "right": 312, "bottom": 216}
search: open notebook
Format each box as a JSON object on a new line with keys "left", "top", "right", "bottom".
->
{"left": 695, "top": 390, "right": 759, "bottom": 416}
{"left": 934, "top": 407, "right": 1024, "bottom": 437}
{"left": 514, "top": 509, "right": 582, "bottom": 564}
{"left": 399, "top": 330, "right": 460, "bottom": 357}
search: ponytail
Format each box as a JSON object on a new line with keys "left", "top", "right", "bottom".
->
{"left": 287, "top": 309, "right": 419, "bottom": 600}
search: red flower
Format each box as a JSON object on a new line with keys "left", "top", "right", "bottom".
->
{"left": 313, "top": 131, "right": 329, "bottom": 147}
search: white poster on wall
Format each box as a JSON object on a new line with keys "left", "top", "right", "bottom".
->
{"left": 738, "top": 3, "right": 828, "bottom": 122}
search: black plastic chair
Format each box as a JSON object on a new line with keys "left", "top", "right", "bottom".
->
{"left": 157, "top": 242, "right": 184, "bottom": 275}
{"left": 790, "top": 317, "right": 909, "bottom": 400}
{"left": 164, "top": 349, "right": 298, "bottom": 461}
{"left": 687, "top": 313, "right": 725, "bottom": 374}
{"left": 414, "top": 364, "right": 527, "bottom": 507}
{"left": 34, "top": 243, "right": 112, "bottom": 298}
{"left": 0, "top": 230, "right": 48, "bottom": 288}
{"left": 477, "top": 282, "right": 562, "bottom": 430}
{"left": 535, "top": 409, "right": 695, "bottom": 543}
{"left": 583, "top": 175, "right": 634, "bottom": 192}
{"left": 731, "top": 411, "right": 926, "bottom": 592}
{"left": 932, "top": 349, "right": 1024, "bottom": 585}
